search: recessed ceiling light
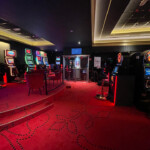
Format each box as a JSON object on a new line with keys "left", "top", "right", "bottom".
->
{"left": 70, "top": 30, "right": 74, "bottom": 33}
{"left": 13, "top": 28, "right": 21, "bottom": 32}
{"left": 55, "top": 49, "right": 57, "bottom": 52}
{"left": 78, "top": 41, "right": 81, "bottom": 45}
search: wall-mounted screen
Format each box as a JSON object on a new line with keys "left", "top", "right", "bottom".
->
{"left": 37, "top": 56, "right": 41, "bottom": 61}
{"left": 6, "top": 50, "right": 15, "bottom": 57}
{"left": 71, "top": 48, "right": 82, "bottom": 55}
{"left": 145, "top": 68, "right": 150, "bottom": 76}
{"left": 7, "top": 58, "right": 14, "bottom": 64}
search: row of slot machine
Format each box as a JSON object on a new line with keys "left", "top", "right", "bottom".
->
{"left": 25, "top": 49, "right": 50, "bottom": 72}
{"left": 4, "top": 49, "right": 61, "bottom": 80}
{"left": 109, "top": 51, "right": 150, "bottom": 111}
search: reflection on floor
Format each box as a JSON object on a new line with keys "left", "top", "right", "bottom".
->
{"left": 0, "top": 81, "right": 150, "bottom": 150}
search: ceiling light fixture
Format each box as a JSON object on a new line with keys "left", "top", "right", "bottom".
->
{"left": 13, "top": 28, "right": 21, "bottom": 32}
{"left": 78, "top": 41, "right": 81, "bottom": 45}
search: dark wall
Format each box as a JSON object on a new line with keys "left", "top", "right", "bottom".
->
{"left": 46, "top": 51, "right": 63, "bottom": 64}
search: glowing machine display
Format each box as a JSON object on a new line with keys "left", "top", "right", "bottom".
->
{"left": 5, "top": 50, "right": 16, "bottom": 76}
{"left": 36, "top": 50, "right": 44, "bottom": 65}
{"left": 25, "top": 48, "right": 36, "bottom": 72}
{"left": 56, "top": 56, "right": 60, "bottom": 65}
{"left": 43, "top": 52, "right": 50, "bottom": 68}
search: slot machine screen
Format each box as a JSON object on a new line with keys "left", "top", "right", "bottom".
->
{"left": 25, "top": 49, "right": 31, "bottom": 54}
{"left": 71, "top": 48, "right": 82, "bottom": 55}
{"left": 6, "top": 50, "right": 15, "bottom": 57}
{"left": 7, "top": 59, "right": 14, "bottom": 64}
{"left": 28, "top": 61, "right": 33, "bottom": 65}
{"left": 145, "top": 68, "right": 150, "bottom": 76}
{"left": 27, "top": 56, "right": 32, "bottom": 60}
{"left": 56, "top": 61, "right": 60, "bottom": 65}
{"left": 36, "top": 51, "right": 41, "bottom": 56}
{"left": 56, "top": 57, "right": 60, "bottom": 61}
{"left": 113, "top": 66, "right": 119, "bottom": 74}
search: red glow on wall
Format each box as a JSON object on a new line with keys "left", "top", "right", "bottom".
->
{"left": 34, "top": 65, "right": 36, "bottom": 70}
{"left": 114, "top": 76, "right": 118, "bottom": 106}
{"left": 3, "top": 73, "right": 7, "bottom": 84}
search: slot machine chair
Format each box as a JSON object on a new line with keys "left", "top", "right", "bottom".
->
{"left": 96, "top": 69, "right": 109, "bottom": 100}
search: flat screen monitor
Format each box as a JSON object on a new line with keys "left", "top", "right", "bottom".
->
{"left": 37, "top": 56, "right": 41, "bottom": 61}
{"left": 36, "top": 51, "right": 41, "bottom": 56}
{"left": 56, "top": 57, "right": 60, "bottom": 61}
{"left": 113, "top": 66, "right": 119, "bottom": 74}
{"left": 56, "top": 61, "right": 60, "bottom": 65}
{"left": 145, "top": 68, "right": 150, "bottom": 76}
{"left": 7, "top": 58, "right": 14, "bottom": 64}
{"left": 27, "top": 56, "right": 32, "bottom": 60}
{"left": 6, "top": 50, "right": 15, "bottom": 57}
{"left": 28, "top": 61, "right": 33, "bottom": 65}
{"left": 25, "top": 49, "right": 32, "bottom": 54}
{"left": 71, "top": 48, "right": 82, "bottom": 55}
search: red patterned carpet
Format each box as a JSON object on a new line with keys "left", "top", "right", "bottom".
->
{"left": 0, "top": 81, "right": 150, "bottom": 150}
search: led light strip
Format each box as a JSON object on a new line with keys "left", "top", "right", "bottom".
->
{"left": 0, "top": 28, "right": 54, "bottom": 46}
{"left": 100, "top": 0, "right": 112, "bottom": 38}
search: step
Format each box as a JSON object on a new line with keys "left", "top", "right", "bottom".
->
{"left": 0, "top": 84, "right": 65, "bottom": 130}
{"left": 0, "top": 99, "right": 54, "bottom": 130}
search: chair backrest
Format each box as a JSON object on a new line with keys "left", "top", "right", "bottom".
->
{"left": 26, "top": 73, "right": 44, "bottom": 89}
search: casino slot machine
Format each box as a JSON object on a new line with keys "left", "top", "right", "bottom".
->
{"left": 108, "top": 53, "right": 135, "bottom": 106}
{"left": 56, "top": 56, "right": 60, "bottom": 65}
{"left": 36, "top": 51, "right": 44, "bottom": 65}
{"left": 25, "top": 48, "right": 36, "bottom": 72}
{"left": 5, "top": 50, "right": 17, "bottom": 77}
{"left": 135, "top": 50, "right": 150, "bottom": 111}
{"left": 43, "top": 52, "right": 50, "bottom": 69}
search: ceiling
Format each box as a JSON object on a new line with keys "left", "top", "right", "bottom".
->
{"left": 0, "top": 0, "right": 91, "bottom": 51}
{"left": 0, "top": 0, "right": 150, "bottom": 51}
{"left": 92, "top": 0, "right": 150, "bottom": 46}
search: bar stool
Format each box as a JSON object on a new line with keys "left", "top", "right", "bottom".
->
{"left": 96, "top": 77, "right": 109, "bottom": 100}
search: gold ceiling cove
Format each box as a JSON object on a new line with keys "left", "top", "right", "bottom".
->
{"left": 91, "top": 0, "right": 150, "bottom": 46}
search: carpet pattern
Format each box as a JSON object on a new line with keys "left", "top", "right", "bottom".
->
{"left": 0, "top": 81, "right": 150, "bottom": 150}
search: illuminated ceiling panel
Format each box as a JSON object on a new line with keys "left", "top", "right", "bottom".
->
{"left": 0, "top": 18, "right": 54, "bottom": 46}
{"left": 91, "top": 0, "right": 150, "bottom": 46}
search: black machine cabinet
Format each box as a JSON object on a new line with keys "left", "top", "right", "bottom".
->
{"left": 109, "top": 53, "right": 135, "bottom": 106}
{"left": 115, "top": 75, "right": 135, "bottom": 106}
